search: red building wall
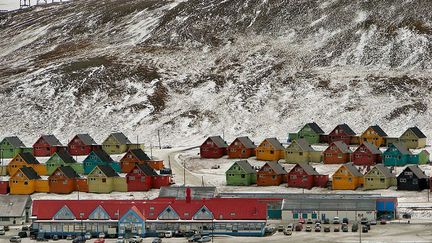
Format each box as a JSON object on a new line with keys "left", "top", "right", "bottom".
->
{"left": 152, "top": 175, "right": 172, "bottom": 189}
{"left": 68, "top": 138, "right": 101, "bottom": 156}
{"left": 76, "top": 179, "right": 89, "bottom": 192}
{"left": 352, "top": 151, "right": 381, "bottom": 166}
{"left": 49, "top": 175, "right": 76, "bottom": 194}
{"left": 227, "top": 144, "right": 254, "bottom": 159}
{"left": 323, "top": 146, "right": 350, "bottom": 164}
{"left": 33, "top": 138, "right": 67, "bottom": 157}
{"left": 313, "top": 175, "right": 329, "bottom": 187}
{"left": 0, "top": 181, "right": 9, "bottom": 194}
{"left": 126, "top": 173, "right": 152, "bottom": 191}
{"left": 200, "top": 139, "right": 226, "bottom": 158}
{"left": 286, "top": 172, "right": 314, "bottom": 189}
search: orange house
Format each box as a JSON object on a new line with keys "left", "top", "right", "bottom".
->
{"left": 323, "top": 141, "right": 352, "bottom": 164}
{"left": 9, "top": 166, "right": 41, "bottom": 195}
{"left": 332, "top": 163, "right": 364, "bottom": 190}
{"left": 256, "top": 161, "right": 287, "bottom": 186}
{"left": 360, "top": 125, "right": 388, "bottom": 147}
{"left": 255, "top": 138, "right": 285, "bottom": 161}
{"left": 120, "top": 149, "right": 164, "bottom": 172}
{"left": 76, "top": 178, "right": 89, "bottom": 192}
{"left": 49, "top": 166, "right": 80, "bottom": 194}
{"left": 7, "top": 152, "right": 47, "bottom": 176}
{"left": 227, "top": 136, "right": 256, "bottom": 159}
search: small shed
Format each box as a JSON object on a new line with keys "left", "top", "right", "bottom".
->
{"left": 200, "top": 136, "right": 228, "bottom": 159}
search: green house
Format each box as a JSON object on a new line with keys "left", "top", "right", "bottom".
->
{"left": 102, "top": 132, "right": 132, "bottom": 154}
{"left": 417, "top": 150, "right": 430, "bottom": 165}
{"left": 225, "top": 160, "right": 256, "bottom": 186}
{"left": 0, "top": 136, "right": 32, "bottom": 159}
{"left": 288, "top": 122, "right": 325, "bottom": 145}
{"left": 87, "top": 165, "right": 119, "bottom": 193}
{"left": 46, "top": 150, "right": 83, "bottom": 175}
{"left": 363, "top": 164, "right": 396, "bottom": 190}
{"left": 284, "top": 139, "right": 321, "bottom": 163}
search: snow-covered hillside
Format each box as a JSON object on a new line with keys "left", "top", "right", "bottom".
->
{"left": 1, "top": 0, "right": 432, "bottom": 146}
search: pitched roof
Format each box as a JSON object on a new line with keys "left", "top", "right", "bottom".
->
{"left": 360, "top": 142, "right": 382, "bottom": 155}
{"left": 3, "top": 136, "right": 26, "bottom": 148}
{"left": 57, "top": 166, "right": 80, "bottom": 179}
{"left": 135, "top": 163, "right": 158, "bottom": 176}
{"left": 76, "top": 134, "right": 98, "bottom": 145}
{"left": 264, "top": 138, "right": 285, "bottom": 150}
{"left": 19, "top": 152, "right": 39, "bottom": 164}
{"left": 110, "top": 132, "right": 132, "bottom": 144}
{"left": 334, "top": 124, "right": 356, "bottom": 136}
{"left": 233, "top": 137, "right": 256, "bottom": 149}
{"left": 130, "top": 149, "right": 151, "bottom": 161}
{"left": 19, "top": 166, "right": 41, "bottom": 180}
{"left": 207, "top": 136, "right": 228, "bottom": 148}
{"left": 93, "top": 149, "right": 114, "bottom": 162}
{"left": 407, "top": 126, "right": 427, "bottom": 139}
{"left": 369, "top": 125, "right": 388, "bottom": 137}
{"left": 232, "top": 160, "right": 256, "bottom": 174}
{"left": 40, "top": 135, "right": 62, "bottom": 146}
{"left": 305, "top": 122, "right": 325, "bottom": 134}
{"left": 391, "top": 143, "right": 412, "bottom": 155}
{"left": 331, "top": 141, "right": 352, "bottom": 153}
{"left": 56, "top": 150, "right": 76, "bottom": 164}
{"left": 263, "top": 161, "right": 287, "bottom": 175}
{"left": 291, "top": 163, "right": 320, "bottom": 176}
{"left": 0, "top": 195, "right": 31, "bottom": 217}
{"left": 372, "top": 164, "right": 395, "bottom": 178}
{"left": 293, "top": 139, "right": 315, "bottom": 152}
{"left": 95, "top": 165, "right": 119, "bottom": 177}
{"left": 343, "top": 163, "right": 363, "bottom": 177}
{"left": 406, "top": 165, "right": 428, "bottom": 179}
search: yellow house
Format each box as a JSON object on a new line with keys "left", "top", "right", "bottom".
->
{"left": 255, "top": 138, "right": 285, "bottom": 161}
{"left": 399, "top": 126, "right": 427, "bottom": 149}
{"left": 7, "top": 152, "right": 47, "bottom": 176}
{"left": 332, "top": 163, "right": 363, "bottom": 190}
{"left": 9, "top": 166, "right": 41, "bottom": 195}
{"left": 360, "top": 125, "right": 388, "bottom": 147}
{"left": 87, "top": 165, "right": 118, "bottom": 193}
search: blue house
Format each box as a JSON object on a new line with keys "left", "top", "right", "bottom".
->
{"left": 383, "top": 143, "right": 418, "bottom": 166}
{"left": 118, "top": 206, "right": 146, "bottom": 238}
{"left": 83, "top": 150, "right": 121, "bottom": 174}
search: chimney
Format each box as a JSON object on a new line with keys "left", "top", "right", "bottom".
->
{"left": 186, "top": 187, "right": 191, "bottom": 203}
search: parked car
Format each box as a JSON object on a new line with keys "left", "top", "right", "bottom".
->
{"left": 18, "top": 231, "right": 27, "bottom": 238}
{"left": 323, "top": 218, "right": 330, "bottom": 224}
{"left": 0, "top": 229, "right": 5, "bottom": 235}
{"left": 277, "top": 225, "right": 284, "bottom": 232}
{"left": 380, "top": 219, "right": 387, "bottom": 225}
{"left": 402, "top": 213, "right": 411, "bottom": 219}
{"left": 72, "top": 236, "right": 86, "bottom": 243}
{"left": 9, "top": 236, "right": 21, "bottom": 243}
{"left": 314, "top": 219, "right": 322, "bottom": 224}
{"left": 351, "top": 223, "right": 359, "bottom": 232}
{"left": 286, "top": 224, "right": 294, "bottom": 231}
{"left": 94, "top": 239, "right": 105, "bottom": 243}
{"left": 198, "top": 236, "right": 211, "bottom": 242}
{"left": 365, "top": 221, "right": 371, "bottom": 230}
{"left": 129, "top": 236, "right": 143, "bottom": 243}
{"left": 295, "top": 223, "right": 303, "bottom": 232}
{"left": 314, "top": 226, "right": 321, "bottom": 232}
{"left": 333, "top": 217, "right": 340, "bottom": 224}
{"left": 98, "top": 232, "right": 105, "bottom": 238}
{"left": 323, "top": 226, "right": 331, "bottom": 232}
{"left": 21, "top": 226, "right": 29, "bottom": 231}
{"left": 210, "top": 165, "right": 220, "bottom": 169}
{"left": 342, "top": 218, "right": 349, "bottom": 224}
{"left": 334, "top": 226, "right": 340, "bottom": 232}
{"left": 361, "top": 217, "right": 368, "bottom": 225}
{"left": 116, "top": 236, "right": 125, "bottom": 243}
{"left": 52, "top": 235, "right": 59, "bottom": 241}
{"left": 306, "top": 219, "right": 313, "bottom": 224}
{"left": 283, "top": 228, "right": 292, "bottom": 236}
{"left": 188, "top": 234, "right": 202, "bottom": 242}
{"left": 342, "top": 223, "right": 348, "bottom": 232}
{"left": 370, "top": 219, "right": 377, "bottom": 225}
{"left": 84, "top": 232, "right": 92, "bottom": 240}
{"left": 152, "top": 238, "right": 162, "bottom": 243}
{"left": 362, "top": 225, "right": 369, "bottom": 233}
{"left": 66, "top": 235, "right": 73, "bottom": 240}
{"left": 164, "top": 231, "right": 173, "bottom": 238}
{"left": 157, "top": 232, "right": 165, "bottom": 238}
{"left": 4, "top": 226, "right": 10, "bottom": 231}
{"left": 305, "top": 226, "right": 312, "bottom": 232}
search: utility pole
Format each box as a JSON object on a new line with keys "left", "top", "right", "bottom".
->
{"left": 157, "top": 130, "right": 161, "bottom": 149}
{"left": 201, "top": 176, "right": 204, "bottom": 187}
{"left": 183, "top": 161, "right": 186, "bottom": 186}
{"left": 150, "top": 143, "right": 153, "bottom": 158}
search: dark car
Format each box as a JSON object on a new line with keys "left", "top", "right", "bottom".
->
{"left": 184, "top": 231, "right": 195, "bottom": 238}
{"left": 342, "top": 223, "right": 348, "bottom": 232}
{"left": 18, "top": 232, "right": 27, "bottom": 238}
{"left": 295, "top": 223, "right": 303, "bottom": 232}
{"left": 72, "top": 236, "right": 87, "bottom": 243}
{"left": 351, "top": 223, "right": 359, "bottom": 232}
{"left": 306, "top": 219, "right": 313, "bottom": 224}
{"left": 323, "top": 218, "right": 330, "bottom": 224}
{"left": 21, "top": 226, "right": 29, "bottom": 231}
{"left": 36, "top": 233, "right": 46, "bottom": 241}
{"left": 152, "top": 238, "right": 162, "bottom": 243}
{"left": 4, "top": 226, "right": 9, "bottom": 231}
{"left": 362, "top": 225, "right": 368, "bottom": 233}
{"left": 157, "top": 232, "right": 165, "bottom": 238}
{"left": 361, "top": 217, "right": 368, "bottom": 225}
{"left": 188, "top": 234, "right": 202, "bottom": 242}
{"left": 342, "top": 218, "right": 349, "bottom": 224}
{"left": 365, "top": 222, "right": 371, "bottom": 230}
{"left": 323, "top": 226, "right": 331, "bottom": 232}
{"left": 380, "top": 219, "right": 387, "bottom": 225}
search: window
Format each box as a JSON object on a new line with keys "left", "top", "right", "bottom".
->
{"left": 413, "top": 179, "right": 418, "bottom": 184}
{"left": 270, "top": 150, "right": 274, "bottom": 154}
{"left": 404, "top": 171, "right": 413, "bottom": 176}
{"left": 337, "top": 153, "right": 343, "bottom": 158}
{"left": 241, "top": 174, "right": 245, "bottom": 178}
{"left": 400, "top": 178, "right": 407, "bottom": 183}
{"left": 102, "top": 178, "right": 106, "bottom": 183}
{"left": 24, "top": 181, "right": 28, "bottom": 185}
{"left": 348, "top": 177, "right": 352, "bottom": 182}
{"left": 290, "top": 175, "right": 297, "bottom": 179}
{"left": 63, "top": 180, "right": 68, "bottom": 184}
{"left": 380, "top": 178, "right": 385, "bottom": 183}
{"left": 299, "top": 152, "right": 303, "bottom": 156}
{"left": 272, "top": 175, "right": 276, "bottom": 180}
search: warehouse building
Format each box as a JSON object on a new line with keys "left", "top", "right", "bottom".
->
{"left": 0, "top": 195, "right": 32, "bottom": 225}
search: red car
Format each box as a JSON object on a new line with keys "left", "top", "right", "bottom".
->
{"left": 298, "top": 219, "right": 306, "bottom": 224}
{"left": 94, "top": 239, "right": 105, "bottom": 243}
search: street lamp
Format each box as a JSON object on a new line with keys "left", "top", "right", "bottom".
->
{"left": 80, "top": 212, "right": 84, "bottom": 239}
{"left": 358, "top": 213, "right": 363, "bottom": 243}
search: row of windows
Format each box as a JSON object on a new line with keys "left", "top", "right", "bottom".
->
{"left": 227, "top": 174, "right": 246, "bottom": 178}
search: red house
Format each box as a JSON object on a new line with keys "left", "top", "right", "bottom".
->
{"left": 67, "top": 134, "right": 101, "bottom": 156}
{"left": 286, "top": 163, "right": 329, "bottom": 189}
{"left": 328, "top": 124, "right": 356, "bottom": 145}
{"left": 256, "top": 161, "right": 287, "bottom": 186}
{"left": 200, "top": 136, "right": 228, "bottom": 158}
{"left": 0, "top": 181, "right": 8, "bottom": 194}
{"left": 152, "top": 175, "right": 173, "bottom": 189}
{"left": 227, "top": 136, "right": 256, "bottom": 159}
{"left": 323, "top": 141, "right": 352, "bottom": 164}
{"left": 33, "top": 135, "right": 66, "bottom": 157}
{"left": 126, "top": 164, "right": 157, "bottom": 192}
{"left": 351, "top": 142, "right": 382, "bottom": 166}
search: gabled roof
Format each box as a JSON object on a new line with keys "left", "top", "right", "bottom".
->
{"left": 263, "top": 138, "right": 285, "bottom": 150}
{"left": 369, "top": 125, "right": 388, "bottom": 137}
{"left": 290, "top": 163, "right": 320, "bottom": 176}
{"left": 205, "top": 136, "right": 228, "bottom": 148}
{"left": 94, "top": 165, "right": 119, "bottom": 177}
{"left": 262, "top": 161, "right": 287, "bottom": 175}
{"left": 159, "top": 186, "right": 217, "bottom": 199}
{"left": 342, "top": 163, "right": 363, "bottom": 177}
{"left": 0, "top": 195, "right": 31, "bottom": 217}
{"left": 75, "top": 134, "right": 98, "bottom": 145}
{"left": 93, "top": 149, "right": 114, "bottom": 162}
{"left": 57, "top": 166, "right": 80, "bottom": 179}
{"left": 129, "top": 149, "right": 151, "bottom": 161}
{"left": 231, "top": 137, "right": 256, "bottom": 149}
{"left": 331, "top": 141, "right": 352, "bottom": 154}
{"left": 293, "top": 139, "right": 315, "bottom": 152}
{"left": 405, "top": 165, "right": 428, "bottom": 179}
{"left": 40, "top": 135, "right": 62, "bottom": 146}
{"left": 19, "top": 166, "right": 41, "bottom": 180}
{"left": 371, "top": 164, "right": 395, "bottom": 178}
{"left": 305, "top": 122, "right": 325, "bottom": 134}
{"left": 406, "top": 126, "right": 426, "bottom": 139}
{"left": 109, "top": 132, "right": 132, "bottom": 145}
{"left": 19, "top": 152, "right": 39, "bottom": 164}
{"left": 358, "top": 142, "right": 381, "bottom": 155}
{"left": 2, "top": 136, "right": 26, "bottom": 148}
{"left": 332, "top": 124, "right": 356, "bottom": 136}
{"left": 135, "top": 163, "right": 158, "bottom": 176}
{"left": 231, "top": 160, "right": 256, "bottom": 174}
{"left": 389, "top": 143, "right": 412, "bottom": 155}
{"left": 55, "top": 150, "right": 76, "bottom": 164}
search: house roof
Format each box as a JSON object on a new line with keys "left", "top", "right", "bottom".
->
{"left": 95, "top": 165, "right": 119, "bottom": 177}
{"left": 40, "top": 135, "right": 62, "bottom": 146}
{"left": 343, "top": 163, "right": 363, "bottom": 177}
{"left": 264, "top": 138, "right": 285, "bottom": 150}
{"left": 282, "top": 198, "right": 375, "bottom": 211}
{"left": 360, "top": 142, "right": 382, "bottom": 155}
{"left": 333, "top": 124, "right": 356, "bottom": 136}
{"left": 263, "top": 161, "right": 287, "bottom": 175}
{"left": 331, "top": 141, "right": 352, "bottom": 153}
{"left": 305, "top": 122, "right": 325, "bottom": 134}
{"left": 405, "top": 165, "right": 428, "bottom": 179}
{"left": 369, "top": 125, "right": 388, "bottom": 137}
{"left": 93, "top": 149, "right": 114, "bottom": 162}
{"left": 130, "top": 149, "right": 151, "bottom": 161}
{"left": 294, "top": 139, "right": 315, "bottom": 152}
{"left": 372, "top": 164, "right": 395, "bottom": 178}
{"left": 57, "top": 166, "right": 80, "bottom": 179}
{"left": 3, "top": 136, "right": 26, "bottom": 148}
{"left": 0, "top": 195, "right": 31, "bottom": 217}
{"left": 391, "top": 143, "right": 412, "bottom": 155}
{"left": 407, "top": 126, "right": 427, "bottom": 139}
{"left": 159, "top": 186, "right": 218, "bottom": 200}
{"left": 75, "top": 134, "right": 98, "bottom": 145}
{"left": 19, "top": 166, "right": 41, "bottom": 180}
{"left": 56, "top": 150, "right": 76, "bottom": 164}
{"left": 19, "top": 152, "right": 39, "bottom": 164}
{"left": 290, "top": 163, "right": 320, "bottom": 176}
{"left": 232, "top": 137, "right": 256, "bottom": 149}
{"left": 135, "top": 163, "right": 158, "bottom": 176}
{"left": 110, "top": 132, "right": 132, "bottom": 145}
{"left": 232, "top": 160, "right": 256, "bottom": 174}
{"left": 207, "top": 136, "right": 228, "bottom": 148}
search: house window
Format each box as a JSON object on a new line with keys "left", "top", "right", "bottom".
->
{"left": 129, "top": 176, "right": 135, "bottom": 181}
{"left": 299, "top": 152, "right": 303, "bottom": 156}
{"left": 241, "top": 174, "right": 245, "bottom": 178}
{"left": 404, "top": 171, "right": 413, "bottom": 176}
{"left": 102, "top": 178, "right": 106, "bottom": 183}
{"left": 348, "top": 177, "right": 352, "bottom": 182}
{"left": 380, "top": 178, "right": 385, "bottom": 183}
{"left": 272, "top": 175, "right": 276, "bottom": 180}
{"left": 337, "top": 154, "right": 343, "bottom": 158}
{"left": 24, "top": 181, "right": 28, "bottom": 185}
{"left": 413, "top": 179, "right": 418, "bottom": 184}
{"left": 63, "top": 180, "right": 68, "bottom": 184}
{"left": 290, "top": 175, "right": 297, "bottom": 179}
{"left": 270, "top": 150, "right": 274, "bottom": 154}
{"left": 400, "top": 178, "right": 407, "bottom": 183}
